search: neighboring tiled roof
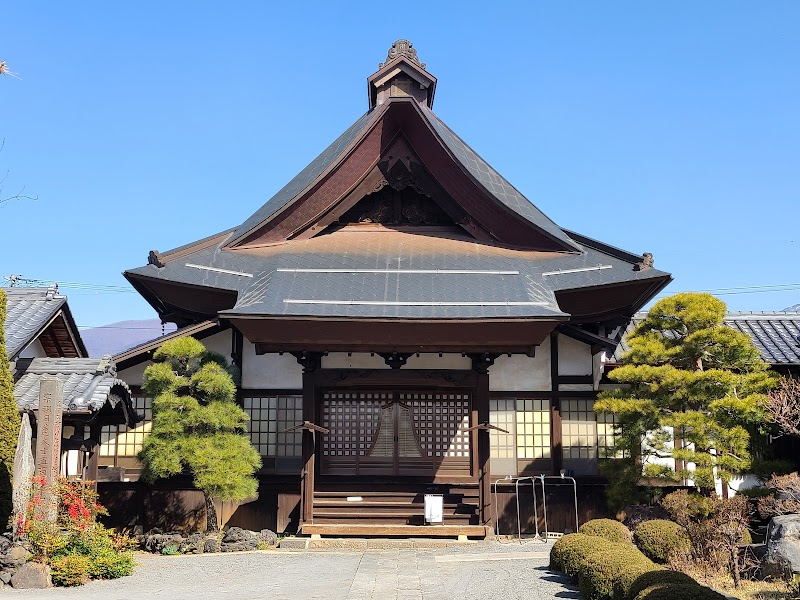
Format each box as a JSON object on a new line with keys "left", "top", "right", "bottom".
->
{"left": 14, "top": 357, "right": 135, "bottom": 425}
{"left": 113, "top": 320, "right": 222, "bottom": 370}
{"left": 4, "top": 286, "right": 66, "bottom": 359}
{"left": 610, "top": 312, "right": 800, "bottom": 366}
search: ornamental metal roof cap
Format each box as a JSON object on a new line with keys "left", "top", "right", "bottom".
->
{"left": 368, "top": 40, "right": 437, "bottom": 110}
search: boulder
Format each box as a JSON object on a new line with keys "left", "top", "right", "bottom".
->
{"left": 203, "top": 538, "right": 219, "bottom": 553}
{"left": 1, "top": 571, "right": 12, "bottom": 584}
{"left": 258, "top": 529, "right": 278, "bottom": 547}
{"left": 11, "top": 563, "right": 51, "bottom": 589}
{"left": 143, "top": 533, "right": 184, "bottom": 554}
{"left": 0, "top": 545, "right": 31, "bottom": 568}
{"left": 763, "top": 514, "right": 800, "bottom": 577}
{"left": 180, "top": 533, "right": 205, "bottom": 554}
{"left": 221, "top": 527, "right": 258, "bottom": 552}
{"left": 0, "top": 536, "right": 12, "bottom": 555}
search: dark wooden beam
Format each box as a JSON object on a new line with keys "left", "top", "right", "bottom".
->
{"left": 293, "top": 352, "right": 324, "bottom": 525}
{"left": 550, "top": 333, "right": 563, "bottom": 476}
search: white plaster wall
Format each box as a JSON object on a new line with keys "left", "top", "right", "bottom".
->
{"left": 558, "top": 336, "right": 592, "bottom": 376}
{"left": 404, "top": 354, "right": 472, "bottom": 370}
{"left": 202, "top": 330, "right": 232, "bottom": 359}
{"left": 559, "top": 383, "right": 594, "bottom": 392}
{"left": 322, "top": 353, "right": 389, "bottom": 370}
{"left": 242, "top": 343, "right": 302, "bottom": 389}
{"left": 18, "top": 339, "right": 47, "bottom": 359}
{"left": 489, "top": 348, "right": 551, "bottom": 392}
{"left": 118, "top": 361, "right": 148, "bottom": 387}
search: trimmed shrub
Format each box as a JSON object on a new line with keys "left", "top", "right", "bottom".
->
{"left": 576, "top": 543, "right": 654, "bottom": 600}
{"left": 634, "top": 519, "right": 691, "bottom": 563}
{"left": 50, "top": 555, "right": 91, "bottom": 587}
{"left": 88, "top": 550, "right": 135, "bottom": 579}
{"left": 550, "top": 533, "right": 614, "bottom": 576}
{"left": 551, "top": 530, "right": 727, "bottom": 600}
{"left": 635, "top": 583, "right": 726, "bottom": 599}
{"left": 627, "top": 569, "right": 698, "bottom": 599}
{"left": 578, "top": 518, "right": 632, "bottom": 543}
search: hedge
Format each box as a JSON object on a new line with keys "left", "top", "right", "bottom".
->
{"left": 549, "top": 533, "right": 726, "bottom": 600}
{"left": 578, "top": 518, "right": 633, "bottom": 544}
{"left": 633, "top": 519, "right": 691, "bottom": 563}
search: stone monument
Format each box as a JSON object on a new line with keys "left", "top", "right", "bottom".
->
{"left": 11, "top": 413, "right": 34, "bottom": 538}
{"left": 33, "top": 377, "right": 62, "bottom": 523}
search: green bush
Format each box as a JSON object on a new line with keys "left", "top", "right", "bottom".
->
{"left": 551, "top": 530, "right": 725, "bottom": 600}
{"left": 634, "top": 583, "right": 726, "bottom": 599}
{"left": 161, "top": 544, "right": 180, "bottom": 555}
{"left": 50, "top": 555, "right": 91, "bottom": 587}
{"left": 627, "top": 569, "right": 698, "bottom": 599}
{"left": 88, "top": 550, "right": 135, "bottom": 579}
{"left": 634, "top": 519, "right": 691, "bottom": 563}
{"left": 550, "top": 533, "right": 614, "bottom": 576}
{"left": 578, "top": 518, "right": 632, "bottom": 543}
{"left": 576, "top": 544, "right": 654, "bottom": 600}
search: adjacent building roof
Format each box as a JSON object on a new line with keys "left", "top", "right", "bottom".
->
{"left": 13, "top": 357, "right": 137, "bottom": 426}
{"left": 610, "top": 312, "right": 800, "bottom": 366}
{"left": 4, "top": 286, "right": 87, "bottom": 359}
{"left": 113, "top": 319, "right": 224, "bottom": 371}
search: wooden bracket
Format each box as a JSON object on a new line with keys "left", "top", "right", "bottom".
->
{"left": 282, "top": 420, "right": 330, "bottom": 434}
{"left": 465, "top": 421, "right": 508, "bottom": 433}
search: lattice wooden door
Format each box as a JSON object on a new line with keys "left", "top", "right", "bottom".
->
{"left": 320, "top": 390, "right": 471, "bottom": 477}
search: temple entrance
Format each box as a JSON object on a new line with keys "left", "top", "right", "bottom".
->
{"left": 320, "top": 390, "right": 472, "bottom": 477}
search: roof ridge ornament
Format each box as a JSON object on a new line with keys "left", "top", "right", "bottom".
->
{"left": 380, "top": 39, "right": 425, "bottom": 70}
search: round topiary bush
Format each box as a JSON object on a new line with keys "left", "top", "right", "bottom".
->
{"left": 635, "top": 583, "right": 727, "bottom": 600}
{"left": 50, "top": 555, "right": 91, "bottom": 587}
{"left": 633, "top": 519, "right": 691, "bottom": 563}
{"left": 550, "top": 533, "right": 612, "bottom": 576}
{"left": 576, "top": 543, "right": 653, "bottom": 600}
{"left": 578, "top": 518, "right": 632, "bottom": 544}
{"left": 627, "top": 569, "right": 698, "bottom": 599}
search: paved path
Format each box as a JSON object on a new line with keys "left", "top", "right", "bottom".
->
{"left": 7, "top": 541, "right": 581, "bottom": 600}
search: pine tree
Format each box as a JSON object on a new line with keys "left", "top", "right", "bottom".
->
{"left": 595, "top": 293, "right": 776, "bottom": 503}
{"left": 139, "top": 336, "right": 261, "bottom": 531}
{"left": 0, "top": 289, "right": 22, "bottom": 529}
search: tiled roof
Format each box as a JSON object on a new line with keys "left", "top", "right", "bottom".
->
{"left": 421, "top": 105, "right": 580, "bottom": 252}
{"left": 4, "top": 286, "right": 66, "bottom": 359}
{"left": 113, "top": 320, "right": 222, "bottom": 370}
{"left": 610, "top": 312, "right": 800, "bottom": 366}
{"left": 229, "top": 110, "right": 377, "bottom": 246}
{"left": 128, "top": 226, "right": 669, "bottom": 320}
{"left": 14, "top": 357, "right": 136, "bottom": 425}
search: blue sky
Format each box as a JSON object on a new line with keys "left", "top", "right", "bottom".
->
{"left": 1, "top": 2, "right": 798, "bottom": 329}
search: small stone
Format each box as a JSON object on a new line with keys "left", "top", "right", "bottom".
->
{"left": 11, "top": 563, "right": 51, "bottom": 589}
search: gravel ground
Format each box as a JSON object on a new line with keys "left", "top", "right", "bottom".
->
{"left": 6, "top": 540, "right": 581, "bottom": 600}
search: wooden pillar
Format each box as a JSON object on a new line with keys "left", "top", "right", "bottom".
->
{"left": 292, "top": 352, "right": 323, "bottom": 526}
{"left": 470, "top": 353, "right": 497, "bottom": 527}
{"left": 85, "top": 423, "right": 102, "bottom": 487}
{"left": 550, "top": 333, "right": 563, "bottom": 476}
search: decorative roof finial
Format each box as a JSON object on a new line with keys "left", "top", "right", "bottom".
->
{"left": 380, "top": 40, "right": 426, "bottom": 70}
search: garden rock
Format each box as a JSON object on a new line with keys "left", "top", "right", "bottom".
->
{"left": 221, "top": 527, "right": 258, "bottom": 552}
{"left": 0, "top": 545, "right": 31, "bottom": 568}
{"left": 763, "top": 514, "right": 800, "bottom": 577}
{"left": 0, "top": 536, "right": 12, "bottom": 554}
{"left": 179, "top": 533, "right": 205, "bottom": 554}
{"left": 0, "top": 571, "right": 11, "bottom": 584}
{"left": 258, "top": 529, "right": 277, "bottom": 547}
{"left": 203, "top": 538, "right": 219, "bottom": 553}
{"left": 144, "top": 532, "right": 184, "bottom": 554}
{"left": 11, "top": 562, "right": 51, "bottom": 589}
